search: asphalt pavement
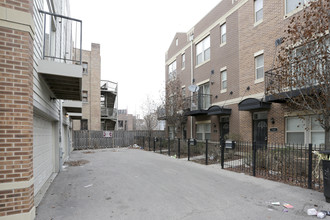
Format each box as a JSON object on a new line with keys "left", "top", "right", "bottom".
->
{"left": 35, "top": 148, "right": 329, "bottom": 220}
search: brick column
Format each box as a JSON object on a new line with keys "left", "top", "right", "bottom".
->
{"left": 0, "top": 1, "right": 35, "bottom": 219}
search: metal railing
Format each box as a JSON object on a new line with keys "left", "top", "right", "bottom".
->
{"left": 39, "top": 10, "right": 82, "bottom": 64}
{"left": 135, "top": 137, "right": 325, "bottom": 191}
{"left": 100, "top": 80, "right": 118, "bottom": 94}
{"left": 101, "top": 106, "right": 117, "bottom": 119}
{"left": 184, "top": 94, "right": 212, "bottom": 111}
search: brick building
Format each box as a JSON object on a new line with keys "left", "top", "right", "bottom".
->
{"left": 0, "top": 0, "right": 83, "bottom": 219}
{"left": 117, "top": 109, "right": 136, "bottom": 131}
{"left": 72, "top": 44, "right": 118, "bottom": 131}
{"left": 165, "top": 0, "right": 326, "bottom": 146}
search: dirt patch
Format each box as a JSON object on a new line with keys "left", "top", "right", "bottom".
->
{"left": 65, "top": 159, "right": 89, "bottom": 167}
{"left": 82, "top": 151, "right": 95, "bottom": 154}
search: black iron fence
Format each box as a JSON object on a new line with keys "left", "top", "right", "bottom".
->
{"left": 134, "top": 137, "right": 324, "bottom": 191}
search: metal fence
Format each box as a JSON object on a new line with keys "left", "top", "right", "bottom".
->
{"left": 134, "top": 137, "right": 324, "bottom": 191}
{"left": 73, "top": 130, "right": 165, "bottom": 150}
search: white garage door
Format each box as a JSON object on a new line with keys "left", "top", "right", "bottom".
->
{"left": 33, "top": 114, "right": 54, "bottom": 196}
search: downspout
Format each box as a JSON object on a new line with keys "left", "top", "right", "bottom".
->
{"left": 190, "top": 33, "right": 194, "bottom": 139}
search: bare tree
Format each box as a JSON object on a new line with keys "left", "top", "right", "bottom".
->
{"left": 266, "top": 0, "right": 329, "bottom": 148}
{"left": 141, "top": 95, "right": 158, "bottom": 136}
{"left": 163, "top": 76, "right": 187, "bottom": 138}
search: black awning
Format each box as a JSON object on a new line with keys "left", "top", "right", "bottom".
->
{"left": 184, "top": 110, "right": 208, "bottom": 116}
{"left": 238, "top": 98, "right": 271, "bottom": 111}
{"left": 207, "top": 105, "right": 232, "bottom": 116}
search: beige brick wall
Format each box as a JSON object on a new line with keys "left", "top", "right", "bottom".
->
{"left": 73, "top": 43, "right": 101, "bottom": 130}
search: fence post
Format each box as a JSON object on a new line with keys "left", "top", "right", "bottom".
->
{"left": 160, "top": 138, "right": 162, "bottom": 154}
{"left": 168, "top": 137, "right": 170, "bottom": 156}
{"left": 221, "top": 138, "right": 225, "bottom": 169}
{"left": 252, "top": 141, "right": 256, "bottom": 177}
{"left": 308, "top": 143, "right": 313, "bottom": 189}
{"left": 177, "top": 138, "right": 180, "bottom": 159}
{"left": 148, "top": 136, "right": 151, "bottom": 151}
{"left": 205, "top": 139, "right": 208, "bottom": 165}
{"left": 143, "top": 136, "right": 145, "bottom": 149}
{"left": 188, "top": 139, "right": 190, "bottom": 161}
{"left": 153, "top": 138, "right": 156, "bottom": 152}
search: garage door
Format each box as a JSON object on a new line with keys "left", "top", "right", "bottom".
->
{"left": 33, "top": 114, "right": 54, "bottom": 196}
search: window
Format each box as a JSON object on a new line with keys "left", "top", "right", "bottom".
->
{"left": 81, "top": 119, "right": 88, "bottom": 130}
{"left": 254, "top": 0, "right": 263, "bottom": 22}
{"left": 286, "top": 117, "right": 305, "bottom": 144}
{"left": 198, "top": 83, "right": 211, "bottom": 109}
{"left": 82, "top": 90, "right": 88, "bottom": 102}
{"left": 196, "top": 123, "right": 211, "bottom": 140}
{"left": 286, "top": 115, "right": 325, "bottom": 145}
{"left": 221, "top": 70, "right": 227, "bottom": 90}
{"left": 182, "top": 87, "right": 186, "bottom": 98}
{"left": 181, "top": 53, "right": 185, "bottom": 69}
{"left": 286, "top": 0, "right": 310, "bottom": 14}
{"left": 82, "top": 62, "right": 88, "bottom": 74}
{"left": 255, "top": 54, "right": 264, "bottom": 80}
{"left": 176, "top": 38, "right": 178, "bottom": 46}
{"left": 196, "top": 36, "right": 210, "bottom": 65}
{"left": 220, "top": 23, "right": 226, "bottom": 44}
{"left": 168, "top": 61, "right": 177, "bottom": 80}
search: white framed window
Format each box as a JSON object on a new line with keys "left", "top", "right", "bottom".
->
{"left": 285, "top": 0, "right": 310, "bottom": 15}
{"left": 255, "top": 53, "right": 264, "bottom": 81}
{"left": 286, "top": 115, "right": 325, "bottom": 145}
{"left": 221, "top": 70, "right": 227, "bottom": 91}
{"left": 196, "top": 35, "right": 210, "bottom": 65}
{"left": 168, "top": 61, "right": 177, "bottom": 80}
{"left": 254, "top": 0, "right": 263, "bottom": 23}
{"left": 196, "top": 123, "right": 211, "bottom": 140}
{"left": 181, "top": 53, "right": 185, "bottom": 69}
{"left": 220, "top": 23, "right": 226, "bottom": 44}
{"left": 82, "top": 62, "right": 88, "bottom": 75}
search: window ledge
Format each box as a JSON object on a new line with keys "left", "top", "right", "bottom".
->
{"left": 220, "top": 89, "right": 227, "bottom": 94}
{"left": 195, "top": 59, "right": 210, "bottom": 69}
{"left": 254, "top": 19, "right": 263, "bottom": 27}
{"left": 284, "top": 6, "right": 304, "bottom": 19}
{"left": 220, "top": 42, "right": 226, "bottom": 47}
{"left": 254, "top": 78, "right": 264, "bottom": 84}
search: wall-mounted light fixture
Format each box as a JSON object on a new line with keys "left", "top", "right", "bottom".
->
{"left": 271, "top": 117, "right": 275, "bottom": 124}
{"left": 211, "top": 70, "right": 214, "bottom": 74}
{"left": 211, "top": 81, "right": 214, "bottom": 85}
{"left": 65, "top": 113, "right": 69, "bottom": 118}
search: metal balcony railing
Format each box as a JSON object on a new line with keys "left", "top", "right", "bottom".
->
{"left": 100, "top": 80, "right": 118, "bottom": 94}
{"left": 39, "top": 10, "right": 82, "bottom": 64}
{"left": 184, "top": 94, "right": 212, "bottom": 111}
{"left": 101, "top": 106, "right": 117, "bottom": 119}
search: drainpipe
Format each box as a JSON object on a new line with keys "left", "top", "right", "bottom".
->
{"left": 190, "top": 33, "right": 194, "bottom": 139}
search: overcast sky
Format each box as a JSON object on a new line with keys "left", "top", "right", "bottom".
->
{"left": 70, "top": 0, "right": 221, "bottom": 116}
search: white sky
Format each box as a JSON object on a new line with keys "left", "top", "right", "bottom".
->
{"left": 70, "top": 0, "right": 221, "bottom": 116}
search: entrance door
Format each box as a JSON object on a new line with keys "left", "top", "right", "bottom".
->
{"left": 253, "top": 112, "right": 268, "bottom": 148}
{"left": 220, "top": 116, "right": 229, "bottom": 140}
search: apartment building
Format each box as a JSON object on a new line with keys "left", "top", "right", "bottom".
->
{"left": 72, "top": 44, "right": 118, "bottom": 131}
{"left": 117, "top": 109, "right": 136, "bottom": 131}
{"left": 165, "top": 0, "right": 326, "bottom": 146}
{"left": 0, "top": 0, "right": 83, "bottom": 219}
{"left": 73, "top": 43, "right": 101, "bottom": 131}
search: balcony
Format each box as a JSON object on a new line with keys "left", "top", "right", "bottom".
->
{"left": 184, "top": 94, "right": 212, "bottom": 116}
{"left": 264, "top": 67, "right": 317, "bottom": 103}
{"left": 37, "top": 10, "right": 83, "bottom": 101}
{"left": 101, "top": 80, "right": 118, "bottom": 123}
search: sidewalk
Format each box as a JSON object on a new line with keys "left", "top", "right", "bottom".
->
{"left": 36, "top": 148, "right": 328, "bottom": 220}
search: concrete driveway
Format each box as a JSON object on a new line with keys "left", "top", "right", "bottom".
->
{"left": 36, "top": 148, "right": 328, "bottom": 220}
